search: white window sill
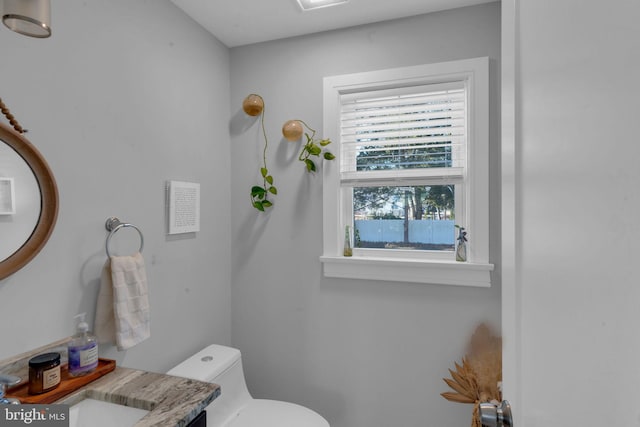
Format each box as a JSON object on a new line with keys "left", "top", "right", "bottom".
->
{"left": 320, "top": 255, "right": 494, "bottom": 287}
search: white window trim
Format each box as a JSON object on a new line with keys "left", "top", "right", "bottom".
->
{"left": 321, "top": 57, "right": 494, "bottom": 287}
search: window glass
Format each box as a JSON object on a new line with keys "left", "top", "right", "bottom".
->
{"left": 352, "top": 185, "right": 455, "bottom": 251}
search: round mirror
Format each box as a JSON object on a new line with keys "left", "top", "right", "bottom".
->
{"left": 0, "top": 122, "right": 58, "bottom": 280}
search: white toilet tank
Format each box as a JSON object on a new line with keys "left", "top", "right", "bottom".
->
{"left": 167, "top": 345, "right": 252, "bottom": 427}
{"left": 167, "top": 344, "right": 330, "bottom": 427}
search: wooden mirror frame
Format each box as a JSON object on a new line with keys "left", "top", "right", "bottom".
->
{"left": 0, "top": 122, "right": 58, "bottom": 280}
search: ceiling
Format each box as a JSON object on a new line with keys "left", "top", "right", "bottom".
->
{"left": 170, "top": 0, "right": 496, "bottom": 48}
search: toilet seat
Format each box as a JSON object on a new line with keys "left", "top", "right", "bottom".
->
{"left": 228, "top": 399, "right": 329, "bottom": 427}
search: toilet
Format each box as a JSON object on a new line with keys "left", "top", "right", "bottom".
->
{"left": 167, "top": 344, "right": 330, "bottom": 427}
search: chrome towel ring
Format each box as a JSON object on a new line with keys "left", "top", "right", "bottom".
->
{"left": 105, "top": 217, "right": 144, "bottom": 257}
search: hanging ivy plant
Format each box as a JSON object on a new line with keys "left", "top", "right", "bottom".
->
{"left": 244, "top": 94, "right": 277, "bottom": 212}
{"left": 283, "top": 119, "right": 335, "bottom": 173}
{"left": 243, "top": 95, "right": 336, "bottom": 213}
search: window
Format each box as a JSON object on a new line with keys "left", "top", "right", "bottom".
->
{"left": 321, "top": 58, "right": 493, "bottom": 286}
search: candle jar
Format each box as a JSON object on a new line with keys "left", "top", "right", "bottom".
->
{"left": 28, "top": 352, "right": 61, "bottom": 395}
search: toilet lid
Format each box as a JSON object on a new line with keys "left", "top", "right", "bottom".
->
{"left": 228, "top": 399, "right": 329, "bottom": 427}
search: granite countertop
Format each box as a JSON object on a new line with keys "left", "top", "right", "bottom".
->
{"left": 57, "top": 367, "right": 220, "bottom": 427}
{"left": 0, "top": 338, "right": 220, "bottom": 427}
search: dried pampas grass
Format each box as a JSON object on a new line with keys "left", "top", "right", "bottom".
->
{"left": 441, "top": 323, "right": 502, "bottom": 427}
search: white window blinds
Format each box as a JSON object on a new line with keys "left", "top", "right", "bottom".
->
{"left": 340, "top": 81, "right": 467, "bottom": 186}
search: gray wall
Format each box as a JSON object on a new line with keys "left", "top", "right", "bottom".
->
{"left": 513, "top": 0, "right": 640, "bottom": 424}
{"left": 0, "top": 0, "right": 232, "bottom": 371}
{"left": 229, "top": 3, "right": 501, "bottom": 427}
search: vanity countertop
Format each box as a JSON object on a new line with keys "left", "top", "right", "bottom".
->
{"left": 0, "top": 338, "right": 220, "bottom": 427}
{"left": 57, "top": 366, "right": 220, "bottom": 427}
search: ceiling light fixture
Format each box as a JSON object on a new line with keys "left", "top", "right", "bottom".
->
{"left": 296, "top": 0, "right": 349, "bottom": 11}
{"left": 2, "top": 0, "right": 51, "bottom": 38}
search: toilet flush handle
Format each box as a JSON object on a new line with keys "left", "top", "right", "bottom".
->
{"left": 479, "top": 400, "right": 513, "bottom": 427}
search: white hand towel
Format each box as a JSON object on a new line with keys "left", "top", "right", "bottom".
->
{"left": 94, "top": 261, "right": 116, "bottom": 345}
{"left": 94, "top": 252, "right": 150, "bottom": 351}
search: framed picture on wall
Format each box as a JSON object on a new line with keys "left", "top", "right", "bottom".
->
{"left": 0, "top": 177, "right": 15, "bottom": 215}
{"left": 167, "top": 180, "right": 200, "bottom": 234}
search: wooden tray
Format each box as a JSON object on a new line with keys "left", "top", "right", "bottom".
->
{"left": 6, "top": 358, "right": 116, "bottom": 404}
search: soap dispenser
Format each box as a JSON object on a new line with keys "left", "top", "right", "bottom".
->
{"left": 67, "top": 313, "right": 98, "bottom": 377}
